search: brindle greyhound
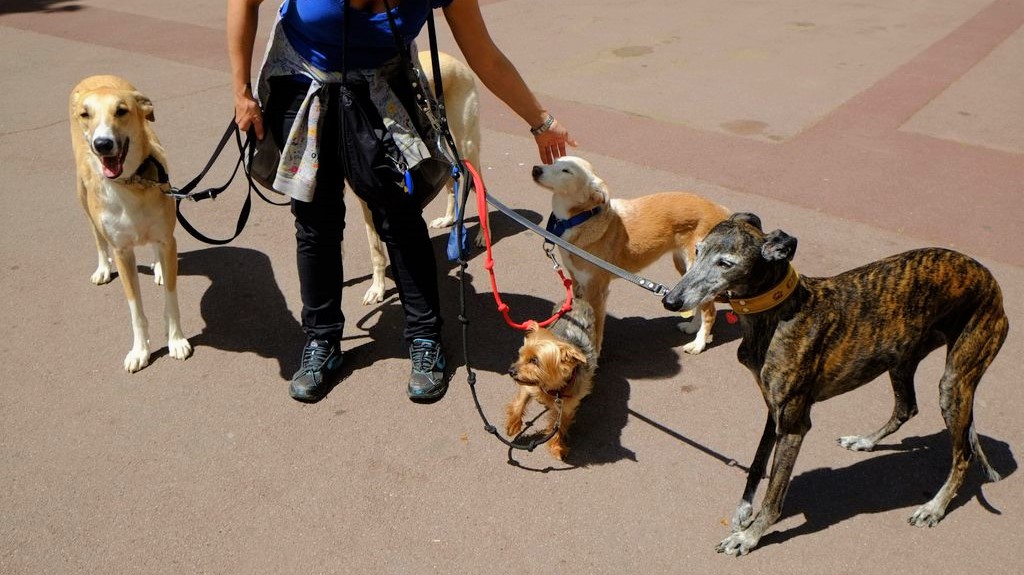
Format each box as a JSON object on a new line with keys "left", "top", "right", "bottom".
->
{"left": 662, "top": 213, "right": 1008, "bottom": 556}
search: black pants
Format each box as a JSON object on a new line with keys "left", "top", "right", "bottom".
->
{"left": 266, "top": 76, "right": 443, "bottom": 346}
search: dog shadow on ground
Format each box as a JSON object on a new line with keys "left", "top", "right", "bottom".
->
{"left": 169, "top": 207, "right": 536, "bottom": 380}
{"left": 177, "top": 247, "right": 304, "bottom": 379}
{"left": 439, "top": 210, "right": 748, "bottom": 470}
{"left": 435, "top": 282, "right": 658, "bottom": 470}
{"left": 0, "top": 0, "right": 81, "bottom": 16}
{"left": 564, "top": 309, "right": 743, "bottom": 468}
{"left": 173, "top": 206, "right": 715, "bottom": 456}
{"left": 755, "top": 431, "right": 1017, "bottom": 550}
{"left": 500, "top": 312, "right": 727, "bottom": 471}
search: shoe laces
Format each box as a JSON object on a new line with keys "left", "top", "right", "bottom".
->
{"left": 301, "top": 339, "right": 335, "bottom": 371}
{"left": 410, "top": 339, "right": 440, "bottom": 373}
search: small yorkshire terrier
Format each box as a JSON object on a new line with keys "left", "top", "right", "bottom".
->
{"left": 505, "top": 300, "right": 599, "bottom": 460}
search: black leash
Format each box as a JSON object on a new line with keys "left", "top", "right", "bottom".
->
{"left": 387, "top": 9, "right": 563, "bottom": 452}
{"left": 170, "top": 120, "right": 288, "bottom": 245}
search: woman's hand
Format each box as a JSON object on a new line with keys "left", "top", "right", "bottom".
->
{"left": 234, "top": 88, "right": 265, "bottom": 140}
{"left": 444, "top": 0, "right": 578, "bottom": 164}
{"left": 533, "top": 116, "right": 577, "bottom": 164}
{"left": 227, "top": 0, "right": 264, "bottom": 138}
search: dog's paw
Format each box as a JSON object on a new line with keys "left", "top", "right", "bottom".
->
{"left": 168, "top": 337, "right": 193, "bottom": 361}
{"left": 473, "top": 229, "right": 486, "bottom": 248}
{"left": 361, "top": 284, "right": 386, "bottom": 305}
{"left": 91, "top": 265, "right": 114, "bottom": 285}
{"left": 123, "top": 347, "right": 151, "bottom": 373}
{"left": 548, "top": 438, "right": 568, "bottom": 461}
{"left": 730, "top": 502, "right": 754, "bottom": 531}
{"left": 152, "top": 261, "right": 164, "bottom": 285}
{"left": 429, "top": 215, "right": 456, "bottom": 229}
{"left": 716, "top": 531, "right": 759, "bottom": 557}
{"left": 837, "top": 435, "right": 875, "bottom": 451}
{"left": 682, "top": 335, "right": 711, "bottom": 355}
{"left": 505, "top": 416, "right": 523, "bottom": 438}
{"left": 908, "top": 502, "right": 946, "bottom": 528}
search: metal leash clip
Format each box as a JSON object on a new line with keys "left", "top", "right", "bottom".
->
{"left": 543, "top": 241, "right": 562, "bottom": 271}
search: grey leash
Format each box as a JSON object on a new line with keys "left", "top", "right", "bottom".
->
{"left": 483, "top": 193, "right": 670, "bottom": 297}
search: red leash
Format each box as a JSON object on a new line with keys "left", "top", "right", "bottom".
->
{"left": 461, "top": 161, "right": 573, "bottom": 330}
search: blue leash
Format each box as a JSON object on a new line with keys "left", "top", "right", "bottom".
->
{"left": 446, "top": 164, "right": 468, "bottom": 262}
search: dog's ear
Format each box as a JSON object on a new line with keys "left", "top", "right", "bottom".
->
{"left": 589, "top": 174, "right": 609, "bottom": 204}
{"left": 132, "top": 92, "right": 155, "bottom": 122}
{"left": 70, "top": 89, "right": 83, "bottom": 113}
{"left": 729, "top": 212, "right": 762, "bottom": 230}
{"left": 560, "top": 343, "right": 588, "bottom": 367}
{"left": 762, "top": 230, "right": 797, "bottom": 261}
{"left": 524, "top": 320, "right": 540, "bottom": 336}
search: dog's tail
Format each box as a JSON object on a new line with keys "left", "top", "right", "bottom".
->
{"left": 969, "top": 422, "right": 1002, "bottom": 482}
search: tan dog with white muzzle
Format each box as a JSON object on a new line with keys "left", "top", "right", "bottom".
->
{"left": 532, "top": 156, "right": 730, "bottom": 355}
{"left": 70, "top": 75, "right": 192, "bottom": 372}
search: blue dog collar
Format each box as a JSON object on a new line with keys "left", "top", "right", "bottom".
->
{"left": 545, "top": 206, "right": 602, "bottom": 237}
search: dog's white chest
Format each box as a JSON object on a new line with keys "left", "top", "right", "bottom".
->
{"left": 97, "top": 180, "right": 168, "bottom": 248}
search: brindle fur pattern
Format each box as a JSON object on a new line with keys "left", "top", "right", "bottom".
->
{"left": 662, "top": 213, "right": 1008, "bottom": 556}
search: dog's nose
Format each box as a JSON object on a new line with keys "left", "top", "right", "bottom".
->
{"left": 507, "top": 365, "right": 518, "bottom": 378}
{"left": 662, "top": 291, "right": 681, "bottom": 311}
{"left": 531, "top": 165, "right": 543, "bottom": 180}
{"left": 93, "top": 137, "right": 115, "bottom": 155}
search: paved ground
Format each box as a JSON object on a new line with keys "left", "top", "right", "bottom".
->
{"left": 2, "top": 1, "right": 1022, "bottom": 573}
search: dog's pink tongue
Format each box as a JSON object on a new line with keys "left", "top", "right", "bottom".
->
{"left": 101, "top": 156, "right": 123, "bottom": 179}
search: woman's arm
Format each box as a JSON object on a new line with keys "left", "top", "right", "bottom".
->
{"left": 443, "top": 0, "right": 576, "bottom": 164}
{"left": 227, "top": 0, "right": 266, "bottom": 139}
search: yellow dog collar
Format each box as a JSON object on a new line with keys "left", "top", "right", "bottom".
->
{"left": 728, "top": 265, "right": 800, "bottom": 315}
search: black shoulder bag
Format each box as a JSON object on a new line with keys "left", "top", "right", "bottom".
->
{"left": 337, "top": 0, "right": 454, "bottom": 209}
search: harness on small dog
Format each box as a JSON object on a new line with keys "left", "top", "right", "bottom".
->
{"left": 542, "top": 365, "right": 578, "bottom": 400}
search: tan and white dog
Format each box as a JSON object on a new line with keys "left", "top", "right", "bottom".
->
{"left": 69, "top": 75, "right": 192, "bottom": 372}
{"left": 360, "top": 51, "right": 483, "bottom": 304}
{"left": 532, "top": 156, "right": 730, "bottom": 355}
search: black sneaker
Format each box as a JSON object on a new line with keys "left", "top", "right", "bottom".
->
{"left": 289, "top": 338, "right": 343, "bottom": 403}
{"left": 407, "top": 338, "right": 448, "bottom": 402}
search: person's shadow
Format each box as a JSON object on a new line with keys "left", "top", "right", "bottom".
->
{"left": 169, "top": 205, "right": 538, "bottom": 382}
{"left": 462, "top": 291, "right": 654, "bottom": 472}
{"left": 753, "top": 431, "right": 1017, "bottom": 550}
{"left": 177, "top": 247, "right": 303, "bottom": 379}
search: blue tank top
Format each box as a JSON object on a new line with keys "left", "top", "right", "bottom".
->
{"left": 279, "top": 0, "right": 453, "bottom": 72}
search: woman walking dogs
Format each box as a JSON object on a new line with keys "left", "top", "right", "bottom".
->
{"left": 227, "top": 0, "right": 575, "bottom": 403}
